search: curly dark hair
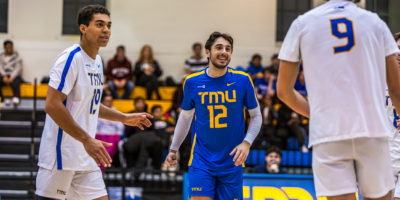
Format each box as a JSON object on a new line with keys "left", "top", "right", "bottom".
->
{"left": 205, "top": 32, "right": 233, "bottom": 52}
{"left": 266, "top": 145, "right": 282, "bottom": 157}
{"left": 77, "top": 5, "right": 110, "bottom": 33}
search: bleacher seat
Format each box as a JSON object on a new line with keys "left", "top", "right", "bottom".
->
{"left": 112, "top": 99, "right": 172, "bottom": 113}
{"left": 1, "top": 84, "right": 177, "bottom": 101}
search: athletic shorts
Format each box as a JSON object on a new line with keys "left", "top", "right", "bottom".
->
{"left": 188, "top": 166, "right": 243, "bottom": 200}
{"left": 35, "top": 166, "right": 107, "bottom": 200}
{"left": 312, "top": 137, "right": 394, "bottom": 198}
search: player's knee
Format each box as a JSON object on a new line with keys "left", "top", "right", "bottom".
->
{"left": 35, "top": 195, "right": 57, "bottom": 200}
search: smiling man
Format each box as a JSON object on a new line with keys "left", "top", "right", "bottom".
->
{"left": 35, "top": 5, "right": 152, "bottom": 200}
{"left": 165, "top": 32, "right": 262, "bottom": 200}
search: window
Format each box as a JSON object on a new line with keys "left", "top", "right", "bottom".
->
{"left": 276, "top": 0, "right": 311, "bottom": 41}
{"left": 62, "top": 0, "right": 106, "bottom": 35}
{"left": 366, "top": 0, "right": 400, "bottom": 32}
{"left": 0, "top": 0, "right": 8, "bottom": 33}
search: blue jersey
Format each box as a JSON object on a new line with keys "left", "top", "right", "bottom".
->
{"left": 182, "top": 67, "right": 259, "bottom": 170}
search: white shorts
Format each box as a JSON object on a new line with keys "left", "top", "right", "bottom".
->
{"left": 313, "top": 137, "right": 394, "bottom": 198}
{"left": 35, "top": 166, "right": 107, "bottom": 200}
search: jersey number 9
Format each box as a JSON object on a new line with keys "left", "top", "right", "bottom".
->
{"left": 330, "top": 18, "right": 355, "bottom": 54}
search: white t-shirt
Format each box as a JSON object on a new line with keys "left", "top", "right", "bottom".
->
{"left": 38, "top": 44, "right": 104, "bottom": 171}
{"left": 279, "top": 0, "right": 400, "bottom": 147}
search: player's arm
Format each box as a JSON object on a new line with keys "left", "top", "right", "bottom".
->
{"left": 165, "top": 109, "right": 195, "bottom": 167}
{"left": 386, "top": 54, "right": 400, "bottom": 112}
{"left": 98, "top": 104, "right": 153, "bottom": 130}
{"left": 230, "top": 106, "right": 262, "bottom": 166}
{"left": 45, "top": 87, "right": 112, "bottom": 167}
{"left": 277, "top": 60, "right": 310, "bottom": 118}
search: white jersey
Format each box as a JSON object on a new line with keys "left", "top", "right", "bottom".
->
{"left": 38, "top": 44, "right": 104, "bottom": 171}
{"left": 279, "top": 0, "right": 400, "bottom": 147}
{"left": 386, "top": 90, "right": 400, "bottom": 168}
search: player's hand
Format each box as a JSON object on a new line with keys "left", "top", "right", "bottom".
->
{"left": 230, "top": 141, "right": 251, "bottom": 166}
{"left": 165, "top": 150, "right": 178, "bottom": 167}
{"left": 396, "top": 120, "right": 400, "bottom": 130}
{"left": 122, "top": 113, "right": 153, "bottom": 130}
{"left": 83, "top": 138, "right": 113, "bottom": 167}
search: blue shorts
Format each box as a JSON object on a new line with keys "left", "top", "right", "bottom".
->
{"left": 188, "top": 166, "right": 243, "bottom": 200}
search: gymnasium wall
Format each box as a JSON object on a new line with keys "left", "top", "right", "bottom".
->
{"left": 0, "top": 0, "right": 281, "bottom": 83}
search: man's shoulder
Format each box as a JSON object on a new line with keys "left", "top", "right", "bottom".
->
{"left": 185, "top": 70, "right": 205, "bottom": 82}
{"left": 228, "top": 68, "right": 252, "bottom": 82}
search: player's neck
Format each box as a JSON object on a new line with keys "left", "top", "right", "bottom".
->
{"left": 80, "top": 39, "right": 99, "bottom": 60}
{"left": 208, "top": 65, "right": 227, "bottom": 78}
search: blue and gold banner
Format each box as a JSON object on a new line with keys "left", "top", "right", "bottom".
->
{"left": 183, "top": 173, "right": 363, "bottom": 200}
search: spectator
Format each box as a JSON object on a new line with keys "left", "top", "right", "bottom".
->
{"left": 134, "top": 45, "right": 162, "bottom": 100}
{"left": 266, "top": 53, "right": 279, "bottom": 75}
{"left": 184, "top": 42, "right": 208, "bottom": 75}
{"left": 254, "top": 146, "right": 286, "bottom": 174}
{"left": 254, "top": 68, "right": 276, "bottom": 100}
{"left": 294, "top": 70, "right": 307, "bottom": 97}
{"left": 151, "top": 105, "right": 175, "bottom": 148}
{"left": 105, "top": 45, "right": 134, "bottom": 99}
{"left": 123, "top": 97, "right": 162, "bottom": 169}
{"left": 0, "top": 40, "right": 23, "bottom": 106}
{"left": 252, "top": 95, "right": 281, "bottom": 149}
{"left": 277, "top": 104, "right": 308, "bottom": 152}
{"left": 95, "top": 92, "right": 124, "bottom": 164}
{"left": 246, "top": 54, "right": 264, "bottom": 80}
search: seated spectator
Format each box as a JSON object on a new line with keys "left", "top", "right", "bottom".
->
{"left": 254, "top": 68, "right": 276, "bottom": 100}
{"left": 95, "top": 92, "right": 124, "bottom": 165}
{"left": 266, "top": 53, "right": 279, "bottom": 75}
{"left": 184, "top": 42, "right": 208, "bottom": 75}
{"left": 134, "top": 45, "right": 162, "bottom": 100}
{"left": 252, "top": 96, "right": 281, "bottom": 149}
{"left": 254, "top": 146, "right": 286, "bottom": 174}
{"left": 0, "top": 40, "right": 23, "bottom": 106}
{"left": 277, "top": 104, "right": 308, "bottom": 152}
{"left": 151, "top": 105, "right": 175, "bottom": 148}
{"left": 246, "top": 54, "right": 264, "bottom": 80}
{"left": 123, "top": 97, "right": 162, "bottom": 169}
{"left": 294, "top": 70, "right": 307, "bottom": 97}
{"left": 105, "top": 45, "right": 134, "bottom": 99}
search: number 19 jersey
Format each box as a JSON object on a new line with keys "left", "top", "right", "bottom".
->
{"left": 181, "top": 67, "right": 259, "bottom": 170}
{"left": 38, "top": 44, "right": 104, "bottom": 171}
{"left": 279, "top": 0, "right": 400, "bottom": 147}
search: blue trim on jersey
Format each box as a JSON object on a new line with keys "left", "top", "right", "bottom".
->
{"left": 57, "top": 46, "right": 81, "bottom": 91}
{"left": 56, "top": 99, "right": 67, "bottom": 170}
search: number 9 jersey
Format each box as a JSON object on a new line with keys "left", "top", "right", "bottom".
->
{"left": 38, "top": 44, "right": 104, "bottom": 171}
{"left": 181, "top": 67, "right": 259, "bottom": 170}
{"left": 279, "top": 0, "right": 400, "bottom": 147}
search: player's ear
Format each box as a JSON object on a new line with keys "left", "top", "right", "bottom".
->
{"left": 79, "top": 24, "right": 87, "bottom": 35}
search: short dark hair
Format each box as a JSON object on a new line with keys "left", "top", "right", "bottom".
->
{"left": 3, "top": 40, "right": 13, "bottom": 47}
{"left": 151, "top": 105, "right": 162, "bottom": 113}
{"left": 101, "top": 91, "right": 113, "bottom": 102}
{"left": 205, "top": 32, "right": 233, "bottom": 52}
{"left": 395, "top": 32, "right": 400, "bottom": 42}
{"left": 192, "top": 43, "right": 202, "bottom": 50}
{"left": 263, "top": 67, "right": 274, "bottom": 74}
{"left": 252, "top": 54, "right": 262, "bottom": 61}
{"left": 271, "top": 53, "right": 278, "bottom": 60}
{"left": 266, "top": 146, "right": 282, "bottom": 157}
{"left": 77, "top": 5, "right": 110, "bottom": 32}
{"left": 117, "top": 45, "right": 125, "bottom": 51}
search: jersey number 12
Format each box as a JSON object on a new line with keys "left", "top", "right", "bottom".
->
{"left": 330, "top": 18, "right": 355, "bottom": 54}
{"left": 207, "top": 105, "right": 227, "bottom": 128}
